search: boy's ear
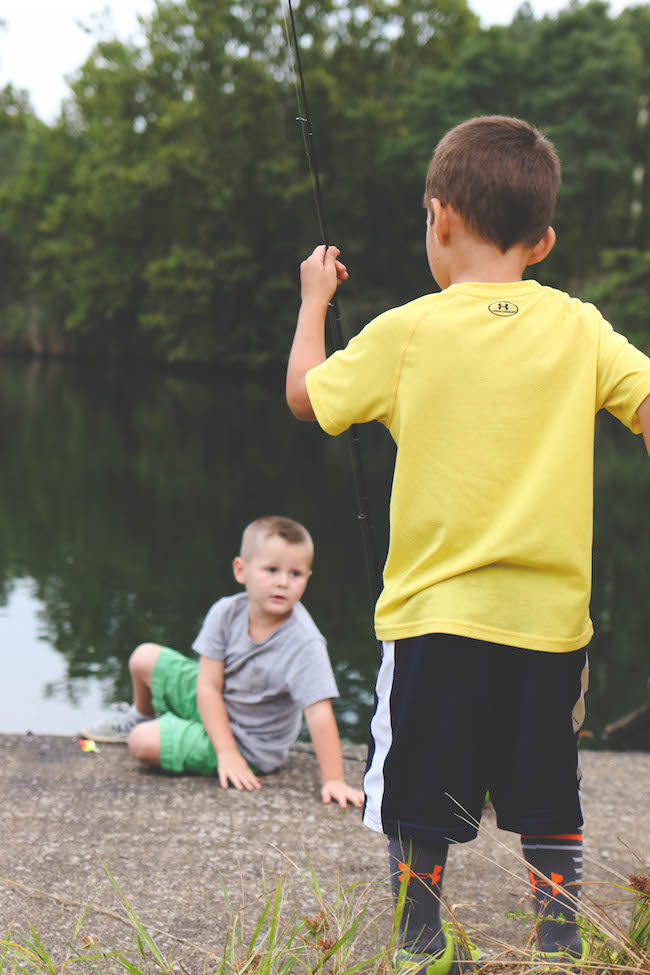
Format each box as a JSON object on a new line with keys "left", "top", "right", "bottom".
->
{"left": 431, "top": 198, "right": 451, "bottom": 244}
{"left": 527, "top": 226, "right": 556, "bottom": 267}
{"left": 232, "top": 556, "right": 246, "bottom": 584}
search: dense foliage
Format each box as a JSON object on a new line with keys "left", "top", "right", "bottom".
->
{"left": 1, "top": 0, "right": 650, "bottom": 367}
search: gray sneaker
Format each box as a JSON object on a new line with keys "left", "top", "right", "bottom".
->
{"left": 79, "top": 703, "right": 149, "bottom": 743}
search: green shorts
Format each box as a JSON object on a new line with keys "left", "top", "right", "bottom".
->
{"left": 151, "top": 646, "right": 219, "bottom": 775}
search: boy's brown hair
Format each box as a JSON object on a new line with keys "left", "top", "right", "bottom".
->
{"left": 240, "top": 516, "right": 313, "bottom": 563}
{"left": 424, "top": 115, "right": 561, "bottom": 253}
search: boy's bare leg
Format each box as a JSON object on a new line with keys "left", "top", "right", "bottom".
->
{"left": 126, "top": 644, "right": 164, "bottom": 765}
{"left": 79, "top": 643, "right": 161, "bottom": 742}
{"left": 129, "top": 642, "right": 161, "bottom": 717}
{"left": 128, "top": 719, "right": 161, "bottom": 766}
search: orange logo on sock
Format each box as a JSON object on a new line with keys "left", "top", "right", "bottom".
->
{"left": 529, "top": 870, "right": 564, "bottom": 896}
{"left": 398, "top": 862, "right": 443, "bottom": 888}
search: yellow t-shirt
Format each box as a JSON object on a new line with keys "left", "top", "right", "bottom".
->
{"left": 306, "top": 280, "right": 650, "bottom": 652}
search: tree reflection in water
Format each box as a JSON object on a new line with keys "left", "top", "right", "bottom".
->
{"left": 0, "top": 360, "right": 648, "bottom": 744}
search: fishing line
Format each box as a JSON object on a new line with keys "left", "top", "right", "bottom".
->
{"left": 282, "top": 0, "right": 383, "bottom": 617}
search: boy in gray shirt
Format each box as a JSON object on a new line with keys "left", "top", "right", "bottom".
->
{"left": 82, "top": 516, "right": 364, "bottom": 807}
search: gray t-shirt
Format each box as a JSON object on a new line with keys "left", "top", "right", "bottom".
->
{"left": 192, "top": 592, "right": 339, "bottom": 772}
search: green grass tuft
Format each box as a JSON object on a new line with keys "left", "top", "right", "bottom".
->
{"left": 1, "top": 854, "right": 649, "bottom": 975}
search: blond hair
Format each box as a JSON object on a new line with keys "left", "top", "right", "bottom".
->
{"left": 239, "top": 516, "right": 313, "bottom": 563}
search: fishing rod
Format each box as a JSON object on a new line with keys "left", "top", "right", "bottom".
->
{"left": 283, "top": 0, "right": 383, "bottom": 617}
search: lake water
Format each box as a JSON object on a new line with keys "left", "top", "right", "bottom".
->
{"left": 1, "top": 359, "right": 648, "bottom": 745}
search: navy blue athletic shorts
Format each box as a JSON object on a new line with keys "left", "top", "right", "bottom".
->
{"left": 363, "top": 633, "right": 587, "bottom": 843}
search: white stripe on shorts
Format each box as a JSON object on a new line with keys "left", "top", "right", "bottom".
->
{"left": 363, "top": 640, "right": 395, "bottom": 834}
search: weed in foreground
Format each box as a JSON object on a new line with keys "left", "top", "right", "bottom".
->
{"left": 1, "top": 850, "right": 649, "bottom": 975}
{"left": 0, "top": 853, "right": 394, "bottom": 975}
{"left": 484, "top": 865, "right": 650, "bottom": 975}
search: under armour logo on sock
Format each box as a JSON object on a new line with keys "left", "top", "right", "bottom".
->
{"left": 529, "top": 870, "right": 564, "bottom": 896}
{"left": 399, "top": 862, "right": 444, "bottom": 888}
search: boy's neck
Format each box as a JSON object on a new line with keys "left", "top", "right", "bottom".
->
{"left": 247, "top": 607, "right": 292, "bottom": 644}
{"left": 430, "top": 203, "right": 546, "bottom": 287}
{"left": 447, "top": 238, "right": 529, "bottom": 286}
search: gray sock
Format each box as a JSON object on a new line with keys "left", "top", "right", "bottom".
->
{"left": 521, "top": 833, "right": 583, "bottom": 955}
{"left": 387, "top": 835, "right": 449, "bottom": 956}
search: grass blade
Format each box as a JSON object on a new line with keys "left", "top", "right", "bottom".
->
{"left": 97, "top": 855, "right": 168, "bottom": 971}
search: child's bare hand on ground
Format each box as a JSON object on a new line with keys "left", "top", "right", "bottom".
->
{"left": 217, "top": 749, "right": 261, "bottom": 791}
{"left": 300, "top": 245, "right": 348, "bottom": 307}
{"left": 321, "top": 779, "right": 365, "bottom": 808}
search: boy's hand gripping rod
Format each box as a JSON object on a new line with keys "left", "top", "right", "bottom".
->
{"left": 284, "top": 0, "right": 383, "bottom": 623}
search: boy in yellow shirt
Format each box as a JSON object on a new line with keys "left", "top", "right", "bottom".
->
{"left": 286, "top": 116, "right": 650, "bottom": 973}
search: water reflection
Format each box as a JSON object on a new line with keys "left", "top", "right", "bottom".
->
{"left": 0, "top": 359, "right": 392, "bottom": 740}
{"left": 0, "top": 359, "right": 648, "bottom": 743}
{"left": 1, "top": 579, "right": 116, "bottom": 733}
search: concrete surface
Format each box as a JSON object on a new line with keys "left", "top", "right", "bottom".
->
{"left": 1, "top": 735, "right": 648, "bottom": 972}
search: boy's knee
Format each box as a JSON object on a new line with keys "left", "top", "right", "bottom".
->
{"left": 127, "top": 720, "right": 160, "bottom": 765}
{"left": 129, "top": 642, "right": 161, "bottom": 676}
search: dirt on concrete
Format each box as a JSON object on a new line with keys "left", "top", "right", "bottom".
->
{"left": 1, "top": 734, "right": 648, "bottom": 973}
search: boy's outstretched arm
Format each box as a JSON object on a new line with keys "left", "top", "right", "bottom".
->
{"left": 639, "top": 394, "right": 650, "bottom": 457}
{"left": 304, "top": 698, "right": 364, "bottom": 808}
{"left": 286, "top": 244, "right": 348, "bottom": 421}
{"left": 196, "top": 656, "right": 262, "bottom": 792}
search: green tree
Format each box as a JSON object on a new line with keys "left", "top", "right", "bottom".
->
{"left": 0, "top": 85, "right": 41, "bottom": 340}
{"left": 523, "top": 2, "right": 641, "bottom": 287}
{"left": 396, "top": 2, "right": 644, "bottom": 293}
{"left": 2, "top": 0, "right": 649, "bottom": 365}
{"left": 0, "top": 0, "right": 480, "bottom": 362}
